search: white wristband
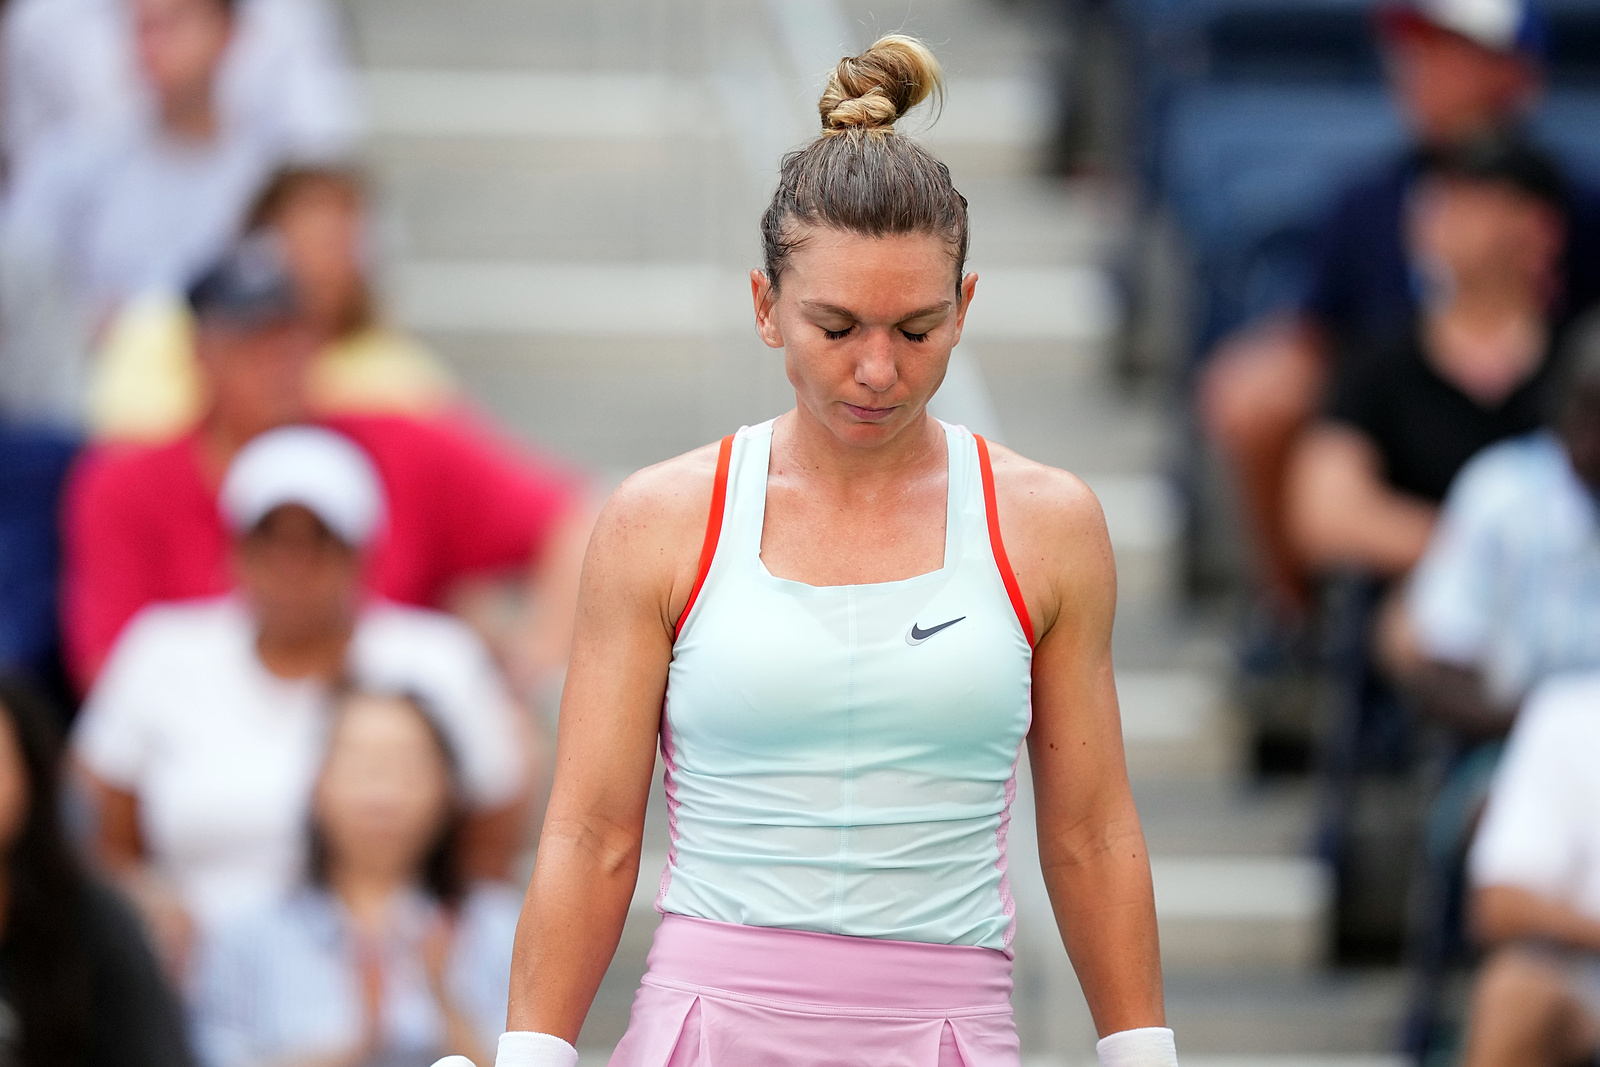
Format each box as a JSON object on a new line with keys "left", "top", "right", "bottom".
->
{"left": 484, "top": 1031, "right": 580, "bottom": 1067}
{"left": 1097, "top": 1026, "right": 1179, "bottom": 1067}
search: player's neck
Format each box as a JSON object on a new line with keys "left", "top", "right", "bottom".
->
{"left": 777, "top": 406, "right": 945, "bottom": 496}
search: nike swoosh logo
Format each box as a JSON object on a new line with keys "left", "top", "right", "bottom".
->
{"left": 907, "top": 617, "right": 966, "bottom": 645}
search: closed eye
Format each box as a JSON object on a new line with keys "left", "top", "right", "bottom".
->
{"left": 901, "top": 330, "right": 930, "bottom": 343}
{"left": 823, "top": 326, "right": 854, "bottom": 340}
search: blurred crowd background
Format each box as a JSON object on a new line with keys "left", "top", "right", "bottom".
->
{"left": 0, "top": 0, "right": 1598, "bottom": 1065}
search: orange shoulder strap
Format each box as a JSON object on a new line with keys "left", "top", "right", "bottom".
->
{"left": 974, "top": 434, "right": 1035, "bottom": 647}
{"left": 673, "top": 434, "right": 735, "bottom": 641}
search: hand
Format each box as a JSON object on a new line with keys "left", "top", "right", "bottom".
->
{"left": 122, "top": 870, "right": 196, "bottom": 981}
{"left": 422, "top": 915, "right": 495, "bottom": 1067}
{"left": 421, "top": 912, "right": 459, "bottom": 1002}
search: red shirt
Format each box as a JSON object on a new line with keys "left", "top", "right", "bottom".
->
{"left": 62, "top": 413, "right": 581, "bottom": 691}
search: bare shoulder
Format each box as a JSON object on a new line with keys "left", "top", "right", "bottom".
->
{"left": 983, "top": 441, "right": 1109, "bottom": 548}
{"left": 596, "top": 440, "right": 724, "bottom": 545}
{"left": 584, "top": 440, "right": 725, "bottom": 623}
{"left": 982, "top": 442, "right": 1115, "bottom": 635}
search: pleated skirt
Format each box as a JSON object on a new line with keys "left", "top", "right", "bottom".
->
{"left": 608, "top": 914, "right": 1020, "bottom": 1067}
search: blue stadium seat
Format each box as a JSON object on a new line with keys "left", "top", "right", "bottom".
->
{"left": 1157, "top": 84, "right": 1403, "bottom": 353}
{"left": 1534, "top": 90, "right": 1600, "bottom": 184}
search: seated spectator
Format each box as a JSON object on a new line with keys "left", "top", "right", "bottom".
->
{"left": 72, "top": 426, "right": 531, "bottom": 973}
{"left": 257, "top": 166, "right": 458, "bottom": 419}
{"left": 62, "top": 240, "right": 591, "bottom": 693}
{"left": 2, "top": 0, "right": 293, "bottom": 324}
{"left": 1199, "top": 0, "right": 1600, "bottom": 622}
{"left": 1390, "top": 330, "right": 1600, "bottom": 739}
{"left": 2, "top": 0, "right": 358, "bottom": 174}
{"left": 1286, "top": 138, "right": 1569, "bottom": 580}
{"left": 1461, "top": 671, "right": 1600, "bottom": 1067}
{"left": 88, "top": 165, "right": 458, "bottom": 441}
{"left": 194, "top": 689, "right": 516, "bottom": 1067}
{"left": 0, "top": 676, "right": 196, "bottom": 1067}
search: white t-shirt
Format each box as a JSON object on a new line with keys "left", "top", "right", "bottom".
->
{"left": 2, "top": 0, "right": 361, "bottom": 169}
{"left": 1470, "top": 671, "right": 1600, "bottom": 918}
{"left": 74, "top": 596, "right": 526, "bottom": 934}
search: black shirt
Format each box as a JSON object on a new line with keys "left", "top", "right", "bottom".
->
{"left": 1326, "top": 324, "right": 1562, "bottom": 503}
{"left": 0, "top": 881, "right": 195, "bottom": 1067}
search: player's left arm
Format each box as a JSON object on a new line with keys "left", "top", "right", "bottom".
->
{"left": 991, "top": 445, "right": 1165, "bottom": 1038}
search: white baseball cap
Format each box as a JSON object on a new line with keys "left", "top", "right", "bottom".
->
{"left": 1382, "top": 0, "right": 1545, "bottom": 57}
{"left": 220, "top": 426, "right": 385, "bottom": 547}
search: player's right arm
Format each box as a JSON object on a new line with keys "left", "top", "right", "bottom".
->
{"left": 503, "top": 442, "right": 720, "bottom": 1044}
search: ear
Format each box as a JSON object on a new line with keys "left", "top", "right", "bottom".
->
{"left": 751, "top": 270, "right": 784, "bottom": 349}
{"left": 950, "top": 272, "right": 978, "bottom": 347}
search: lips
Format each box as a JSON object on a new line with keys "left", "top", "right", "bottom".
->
{"left": 842, "top": 402, "right": 896, "bottom": 422}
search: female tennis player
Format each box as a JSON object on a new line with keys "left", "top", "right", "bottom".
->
{"left": 451, "top": 34, "right": 1178, "bottom": 1067}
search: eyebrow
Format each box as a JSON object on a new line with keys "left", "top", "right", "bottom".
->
{"left": 800, "top": 300, "right": 953, "bottom": 322}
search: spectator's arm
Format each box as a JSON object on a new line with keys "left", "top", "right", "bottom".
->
{"left": 77, "top": 767, "right": 196, "bottom": 977}
{"left": 1399, "top": 660, "right": 1515, "bottom": 740}
{"left": 519, "top": 490, "right": 601, "bottom": 695}
{"left": 1286, "top": 423, "right": 1437, "bottom": 577}
{"left": 1377, "top": 588, "right": 1513, "bottom": 738}
{"left": 1473, "top": 884, "right": 1600, "bottom": 954}
{"left": 81, "top": 766, "right": 143, "bottom": 872}
{"left": 1389, "top": 449, "right": 1518, "bottom": 734}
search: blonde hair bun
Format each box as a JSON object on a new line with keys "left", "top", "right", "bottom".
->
{"left": 819, "top": 34, "right": 943, "bottom": 134}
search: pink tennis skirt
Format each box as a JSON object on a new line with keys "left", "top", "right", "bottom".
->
{"left": 607, "top": 914, "right": 1020, "bottom": 1067}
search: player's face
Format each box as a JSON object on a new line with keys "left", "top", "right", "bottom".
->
{"left": 752, "top": 228, "right": 977, "bottom": 449}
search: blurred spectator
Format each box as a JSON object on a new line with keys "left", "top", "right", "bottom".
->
{"left": 0, "top": 0, "right": 318, "bottom": 428}
{"left": 3, "top": 0, "right": 289, "bottom": 314}
{"left": 1462, "top": 671, "right": 1600, "bottom": 1067}
{"left": 2, "top": 0, "right": 357, "bottom": 174}
{"left": 1285, "top": 138, "right": 1568, "bottom": 580}
{"left": 1390, "top": 330, "right": 1600, "bottom": 739}
{"left": 194, "top": 690, "right": 517, "bottom": 1067}
{"left": 1199, "top": 0, "right": 1600, "bottom": 622}
{"left": 71, "top": 426, "right": 531, "bottom": 974}
{"left": 88, "top": 165, "right": 458, "bottom": 442}
{"left": 257, "top": 167, "right": 456, "bottom": 419}
{"left": 62, "top": 241, "right": 592, "bottom": 693}
{"left": 0, "top": 676, "right": 195, "bottom": 1067}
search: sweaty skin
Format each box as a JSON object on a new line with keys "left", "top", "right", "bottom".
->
{"left": 505, "top": 228, "right": 1163, "bottom": 1044}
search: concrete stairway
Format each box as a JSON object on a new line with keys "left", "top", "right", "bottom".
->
{"left": 339, "top": 0, "right": 1407, "bottom": 1061}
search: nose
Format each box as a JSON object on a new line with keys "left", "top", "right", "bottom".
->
{"left": 854, "top": 329, "right": 898, "bottom": 394}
